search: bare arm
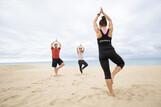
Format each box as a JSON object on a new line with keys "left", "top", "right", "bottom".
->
{"left": 82, "top": 47, "right": 85, "bottom": 52}
{"left": 51, "top": 40, "right": 57, "bottom": 48}
{"left": 56, "top": 40, "right": 61, "bottom": 48}
{"left": 93, "top": 13, "right": 101, "bottom": 38}
{"left": 51, "top": 40, "right": 61, "bottom": 49}
{"left": 77, "top": 48, "right": 79, "bottom": 54}
{"left": 51, "top": 42, "right": 54, "bottom": 48}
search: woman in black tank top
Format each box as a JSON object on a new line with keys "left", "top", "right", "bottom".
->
{"left": 93, "top": 8, "right": 125, "bottom": 96}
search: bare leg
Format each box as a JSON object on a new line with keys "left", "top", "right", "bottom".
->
{"left": 52, "top": 67, "right": 58, "bottom": 76}
{"left": 111, "top": 66, "right": 122, "bottom": 81}
{"left": 106, "top": 79, "right": 115, "bottom": 96}
{"left": 56, "top": 63, "right": 64, "bottom": 72}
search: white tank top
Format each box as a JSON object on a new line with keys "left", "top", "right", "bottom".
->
{"left": 78, "top": 52, "right": 83, "bottom": 60}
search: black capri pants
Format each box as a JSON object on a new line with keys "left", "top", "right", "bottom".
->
{"left": 78, "top": 60, "right": 88, "bottom": 73}
{"left": 99, "top": 49, "right": 125, "bottom": 79}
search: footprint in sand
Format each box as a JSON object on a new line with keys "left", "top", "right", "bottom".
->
{"left": 77, "top": 93, "right": 103, "bottom": 103}
{"left": 0, "top": 88, "right": 13, "bottom": 93}
{"left": 49, "top": 100, "right": 57, "bottom": 105}
{"left": 115, "top": 84, "right": 157, "bottom": 101}
{"left": 32, "top": 80, "right": 45, "bottom": 85}
{"left": 32, "top": 77, "right": 52, "bottom": 85}
{"left": 91, "top": 87, "right": 101, "bottom": 90}
{"left": 77, "top": 96, "right": 87, "bottom": 102}
{"left": 31, "top": 88, "right": 42, "bottom": 93}
{"left": 32, "top": 82, "right": 42, "bottom": 84}
{"left": 47, "top": 85, "right": 53, "bottom": 88}
{"left": 90, "top": 87, "right": 105, "bottom": 92}
{"left": 16, "top": 86, "right": 31, "bottom": 91}
{"left": 72, "top": 80, "right": 76, "bottom": 86}
{"left": 2, "top": 95, "right": 20, "bottom": 102}
{"left": 72, "top": 80, "right": 82, "bottom": 86}
{"left": 1, "top": 86, "right": 31, "bottom": 93}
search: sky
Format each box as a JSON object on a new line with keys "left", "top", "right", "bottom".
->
{"left": 0, "top": 0, "right": 161, "bottom": 63}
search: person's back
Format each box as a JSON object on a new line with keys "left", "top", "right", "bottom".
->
{"left": 77, "top": 45, "right": 88, "bottom": 74}
{"left": 93, "top": 8, "right": 125, "bottom": 96}
{"left": 97, "top": 29, "right": 113, "bottom": 50}
{"left": 77, "top": 47, "right": 84, "bottom": 60}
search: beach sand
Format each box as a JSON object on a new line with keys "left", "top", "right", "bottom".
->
{"left": 0, "top": 64, "right": 161, "bottom": 107}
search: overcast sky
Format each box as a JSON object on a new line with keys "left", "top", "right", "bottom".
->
{"left": 0, "top": 0, "right": 161, "bottom": 62}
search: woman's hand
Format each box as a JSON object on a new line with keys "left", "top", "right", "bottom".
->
{"left": 101, "top": 8, "right": 113, "bottom": 37}
{"left": 97, "top": 8, "right": 102, "bottom": 16}
{"left": 100, "top": 8, "right": 103, "bottom": 13}
{"left": 100, "top": 8, "right": 105, "bottom": 15}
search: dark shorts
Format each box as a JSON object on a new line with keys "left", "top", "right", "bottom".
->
{"left": 52, "top": 58, "right": 63, "bottom": 67}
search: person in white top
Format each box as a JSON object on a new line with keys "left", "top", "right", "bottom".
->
{"left": 77, "top": 44, "right": 88, "bottom": 74}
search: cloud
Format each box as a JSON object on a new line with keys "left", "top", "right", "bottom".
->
{"left": 0, "top": 0, "right": 161, "bottom": 63}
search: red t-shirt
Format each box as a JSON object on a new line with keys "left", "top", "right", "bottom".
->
{"left": 51, "top": 47, "right": 60, "bottom": 59}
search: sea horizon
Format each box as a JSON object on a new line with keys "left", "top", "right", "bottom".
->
{"left": 1, "top": 58, "right": 161, "bottom": 66}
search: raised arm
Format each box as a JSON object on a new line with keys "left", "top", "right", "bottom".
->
{"left": 51, "top": 40, "right": 57, "bottom": 48}
{"left": 51, "top": 42, "right": 55, "bottom": 48}
{"left": 93, "top": 12, "right": 101, "bottom": 37}
{"left": 82, "top": 47, "right": 85, "bottom": 53}
{"left": 77, "top": 47, "right": 79, "bottom": 54}
{"left": 101, "top": 8, "right": 113, "bottom": 37}
{"left": 57, "top": 41, "right": 61, "bottom": 48}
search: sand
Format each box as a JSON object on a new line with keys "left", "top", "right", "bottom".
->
{"left": 0, "top": 63, "right": 161, "bottom": 107}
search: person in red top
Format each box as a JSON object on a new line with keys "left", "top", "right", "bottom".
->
{"left": 51, "top": 40, "right": 64, "bottom": 76}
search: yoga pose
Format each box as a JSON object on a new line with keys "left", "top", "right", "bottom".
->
{"left": 77, "top": 44, "right": 88, "bottom": 74}
{"left": 51, "top": 40, "right": 64, "bottom": 76}
{"left": 93, "top": 8, "right": 125, "bottom": 96}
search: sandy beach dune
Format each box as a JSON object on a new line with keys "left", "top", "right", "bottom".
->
{"left": 0, "top": 64, "right": 161, "bottom": 107}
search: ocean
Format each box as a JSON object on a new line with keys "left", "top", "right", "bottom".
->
{"left": 1, "top": 58, "right": 161, "bottom": 66}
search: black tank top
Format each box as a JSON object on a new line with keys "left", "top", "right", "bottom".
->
{"left": 97, "top": 29, "right": 114, "bottom": 52}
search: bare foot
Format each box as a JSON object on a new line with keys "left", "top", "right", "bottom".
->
{"left": 107, "top": 91, "right": 115, "bottom": 97}
{"left": 55, "top": 68, "right": 59, "bottom": 75}
{"left": 51, "top": 68, "right": 58, "bottom": 76}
